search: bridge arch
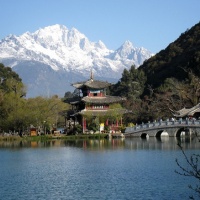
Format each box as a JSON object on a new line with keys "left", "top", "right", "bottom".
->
{"left": 141, "top": 133, "right": 149, "bottom": 139}
{"left": 155, "top": 130, "right": 169, "bottom": 137}
{"left": 176, "top": 127, "right": 190, "bottom": 137}
{"left": 161, "top": 131, "right": 169, "bottom": 137}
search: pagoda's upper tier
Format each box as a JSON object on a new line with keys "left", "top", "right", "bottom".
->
{"left": 72, "top": 79, "right": 112, "bottom": 89}
{"left": 82, "top": 96, "right": 126, "bottom": 104}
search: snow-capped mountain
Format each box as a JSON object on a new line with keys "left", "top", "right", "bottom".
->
{"left": 0, "top": 24, "right": 153, "bottom": 97}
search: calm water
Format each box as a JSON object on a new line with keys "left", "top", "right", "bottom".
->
{"left": 0, "top": 137, "right": 199, "bottom": 200}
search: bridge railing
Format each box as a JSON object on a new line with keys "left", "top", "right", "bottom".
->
{"left": 125, "top": 119, "right": 200, "bottom": 133}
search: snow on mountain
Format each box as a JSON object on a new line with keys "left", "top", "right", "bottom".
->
{"left": 0, "top": 24, "right": 153, "bottom": 97}
{"left": 109, "top": 40, "right": 153, "bottom": 66}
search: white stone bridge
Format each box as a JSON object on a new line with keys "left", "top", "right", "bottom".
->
{"left": 124, "top": 119, "right": 200, "bottom": 138}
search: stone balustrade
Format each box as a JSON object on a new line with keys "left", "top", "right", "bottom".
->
{"left": 125, "top": 119, "right": 200, "bottom": 135}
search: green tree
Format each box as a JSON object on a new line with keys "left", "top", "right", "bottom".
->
{"left": 0, "top": 64, "right": 26, "bottom": 132}
{"left": 146, "top": 70, "right": 200, "bottom": 120}
{"left": 107, "top": 103, "right": 124, "bottom": 123}
{"left": 111, "top": 65, "right": 146, "bottom": 100}
{"left": 0, "top": 63, "right": 70, "bottom": 133}
{"left": 109, "top": 66, "right": 147, "bottom": 124}
{"left": 25, "top": 96, "right": 69, "bottom": 132}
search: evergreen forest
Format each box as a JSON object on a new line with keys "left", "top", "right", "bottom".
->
{"left": 110, "top": 21, "right": 200, "bottom": 124}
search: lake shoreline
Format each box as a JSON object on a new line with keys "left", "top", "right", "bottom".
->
{"left": 0, "top": 133, "right": 109, "bottom": 142}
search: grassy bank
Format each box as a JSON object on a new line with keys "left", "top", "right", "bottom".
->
{"left": 0, "top": 133, "right": 109, "bottom": 141}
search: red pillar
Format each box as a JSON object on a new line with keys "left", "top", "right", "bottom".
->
{"left": 82, "top": 117, "right": 87, "bottom": 133}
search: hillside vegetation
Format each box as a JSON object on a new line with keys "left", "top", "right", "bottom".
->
{"left": 111, "top": 21, "right": 200, "bottom": 124}
{"left": 140, "top": 21, "right": 200, "bottom": 88}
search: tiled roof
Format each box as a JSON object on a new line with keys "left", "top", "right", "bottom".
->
{"left": 173, "top": 103, "right": 200, "bottom": 117}
{"left": 81, "top": 96, "right": 126, "bottom": 104}
{"left": 72, "top": 79, "right": 111, "bottom": 89}
{"left": 64, "top": 96, "right": 81, "bottom": 104}
{"left": 78, "top": 108, "right": 128, "bottom": 116}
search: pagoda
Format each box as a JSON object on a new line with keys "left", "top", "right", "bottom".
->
{"left": 67, "top": 72, "right": 126, "bottom": 133}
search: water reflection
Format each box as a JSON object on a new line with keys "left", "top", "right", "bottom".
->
{"left": 0, "top": 139, "right": 126, "bottom": 150}
{"left": 125, "top": 137, "right": 200, "bottom": 150}
{"left": 0, "top": 136, "right": 199, "bottom": 150}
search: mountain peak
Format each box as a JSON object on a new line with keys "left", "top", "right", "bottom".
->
{"left": 113, "top": 40, "right": 135, "bottom": 59}
{"left": 71, "top": 27, "right": 79, "bottom": 32}
{"left": 38, "top": 24, "right": 68, "bottom": 32}
{"left": 95, "top": 40, "right": 107, "bottom": 49}
{"left": 0, "top": 24, "right": 153, "bottom": 97}
{"left": 122, "top": 40, "right": 134, "bottom": 48}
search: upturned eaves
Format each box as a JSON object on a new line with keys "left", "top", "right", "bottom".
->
{"left": 173, "top": 103, "right": 200, "bottom": 117}
{"left": 72, "top": 79, "right": 111, "bottom": 89}
{"left": 81, "top": 96, "right": 126, "bottom": 104}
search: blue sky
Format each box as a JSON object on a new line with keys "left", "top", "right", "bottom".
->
{"left": 0, "top": 0, "right": 200, "bottom": 53}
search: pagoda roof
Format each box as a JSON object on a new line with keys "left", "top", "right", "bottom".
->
{"left": 81, "top": 96, "right": 126, "bottom": 104}
{"left": 74, "top": 108, "right": 128, "bottom": 116}
{"left": 64, "top": 96, "right": 81, "bottom": 104}
{"left": 172, "top": 103, "right": 200, "bottom": 117}
{"left": 72, "top": 78, "right": 111, "bottom": 89}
